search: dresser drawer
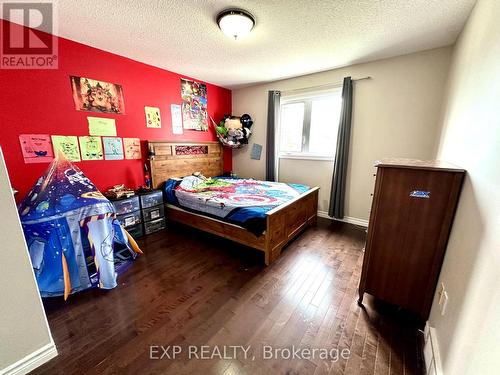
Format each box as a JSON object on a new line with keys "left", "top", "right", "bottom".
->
{"left": 144, "top": 217, "right": 166, "bottom": 235}
{"left": 140, "top": 191, "right": 163, "bottom": 208}
{"left": 142, "top": 204, "right": 164, "bottom": 222}
{"left": 112, "top": 196, "right": 140, "bottom": 215}
{"left": 117, "top": 211, "right": 141, "bottom": 228}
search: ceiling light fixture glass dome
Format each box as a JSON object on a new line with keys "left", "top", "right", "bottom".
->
{"left": 217, "top": 9, "right": 255, "bottom": 40}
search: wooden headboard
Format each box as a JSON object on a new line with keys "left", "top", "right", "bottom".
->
{"left": 147, "top": 141, "right": 224, "bottom": 188}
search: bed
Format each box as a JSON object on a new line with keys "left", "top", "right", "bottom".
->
{"left": 148, "top": 141, "right": 319, "bottom": 265}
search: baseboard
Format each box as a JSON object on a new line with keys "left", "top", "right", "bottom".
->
{"left": 317, "top": 210, "right": 369, "bottom": 227}
{"left": 0, "top": 342, "right": 57, "bottom": 375}
{"left": 423, "top": 323, "right": 443, "bottom": 375}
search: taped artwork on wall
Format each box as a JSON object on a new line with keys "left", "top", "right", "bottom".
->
{"left": 123, "top": 138, "right": 141, "bottom": 159}
{"left": 103, "top": 137, "right": 124, "bottom": 160}
{"left": 88, "top": 117, "right": 117, "bottom": 136}
{"left": 171, "top": 104, "right": 183, "bottom": 134}
{"left": 19, "top": 134, "right": 54, "bottom": 163}
{"left": 145, "top": 106, "right": 161, "bottom": 128}
{"left": 181, "top": 78, "right": 208, "bottom": 131}
{"left": 51, "top": 135, "right": 81, "bottom": 162}
{"left": 70, "top": 76, "right": 125, "bottom": 114}
{"left": 79, "top": 136, "right": 103, "bottom": 160}
{"left": 251, "top": 143, "right": 263, "bottom": 160}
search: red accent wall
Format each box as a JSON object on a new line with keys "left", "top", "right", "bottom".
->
{"left": 0, "top": 20, "right": 232, "bottom": 200}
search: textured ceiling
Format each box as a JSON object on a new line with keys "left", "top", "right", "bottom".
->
{"left": 52, "top": 0, "right": 475, "bottom": 88}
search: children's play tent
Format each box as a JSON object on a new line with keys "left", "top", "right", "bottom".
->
{"left": 18, "top": 154, "right": 141, "bottom": 299}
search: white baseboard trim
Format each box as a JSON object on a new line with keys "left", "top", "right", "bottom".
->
{"left": 423, "top": 323, "right": 443, "bottom": 375}
{"left": 317, "top": 210, "right": 369, "bottom": 227}
{"left": 0, "top": 342, "right": 57, "bottom": 375}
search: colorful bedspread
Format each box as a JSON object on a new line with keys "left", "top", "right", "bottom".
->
{"left": 163, "top": 177, "right": 310, "bottom": 235}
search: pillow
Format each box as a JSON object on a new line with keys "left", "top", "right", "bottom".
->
{"left": 178, "top": 175, "right": 204, "bottom": 191}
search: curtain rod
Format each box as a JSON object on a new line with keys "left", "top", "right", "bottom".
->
{"left": 281, "top": 76, "right": 371, "bottom": 94}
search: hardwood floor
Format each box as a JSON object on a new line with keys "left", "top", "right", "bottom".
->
{"left": 34, "top": 219, "right": 424, "bottom": 375}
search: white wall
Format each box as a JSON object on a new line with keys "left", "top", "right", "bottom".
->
{"left": 278, "top": 159, "right": 333, "bottom": 213}
{"left": 232, "top": 47, "right": 452, "bottom": 221}
{"left": 0, "top": 148, "right": 56, "bottom": 374}
{"left": 428, "top": 1, "right": 500, "bottom": 374}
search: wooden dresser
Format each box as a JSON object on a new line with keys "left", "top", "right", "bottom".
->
{"left": 358, "top": 159, "right": 465, "bottom": 320}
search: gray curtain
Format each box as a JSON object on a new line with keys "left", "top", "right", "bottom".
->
{"left": 329, "top": 77, "right": 353, "bottom": 219}
{"left": 266, "top": 90, "right": 281, "bottom": 181}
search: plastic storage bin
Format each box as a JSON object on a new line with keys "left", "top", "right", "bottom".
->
{"left": 112, "top": 196, "right": 140, "bottom": 215}
{"left": 139, "top": 190, "right": 163, "bottom": 209}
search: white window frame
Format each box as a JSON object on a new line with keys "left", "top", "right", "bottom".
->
{"left": 277, "top": 87, "right": 342, "bottom": 162}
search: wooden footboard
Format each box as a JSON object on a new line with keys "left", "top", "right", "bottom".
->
{"left": 165, "top": 187, "right": 319, "bottom": 266}
{"left": 264, "top": 187, "right": 319, "bottom": 265}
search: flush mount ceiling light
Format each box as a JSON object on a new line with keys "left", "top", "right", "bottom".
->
{"left": 217, "top": 9, "right": 255, "bottom": 40}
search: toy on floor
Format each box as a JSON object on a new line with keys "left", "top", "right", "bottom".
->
{"left": 18, "top": 152, "right": 142, "bottom": 300}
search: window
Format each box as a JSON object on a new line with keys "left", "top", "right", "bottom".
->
{"left": 278, "top": 89, "right": 342, "bottom": 159}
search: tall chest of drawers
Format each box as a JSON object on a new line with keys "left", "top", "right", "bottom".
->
{"left": 358, "top": 159, "right": 465, "bottom": 320}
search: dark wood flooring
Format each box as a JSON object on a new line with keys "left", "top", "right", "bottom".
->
{"left": 33, "top": 218, "right": 424, "bottom": 375}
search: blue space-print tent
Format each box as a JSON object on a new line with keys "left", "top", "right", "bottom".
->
{"left": 18, "top": 153, "right": 141, "bottom": 299}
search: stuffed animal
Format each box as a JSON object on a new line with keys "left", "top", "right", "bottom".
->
{"left": 240, "top": 114, "right": 253, "bottom": 144}
{"left": 211, "top": 114, "right": 253, "bottom": 148}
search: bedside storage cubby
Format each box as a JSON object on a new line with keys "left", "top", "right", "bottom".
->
{"left": 138, "top": 190, "right": 166, "bottom": 235}
{"left": 109, "top": 195, "right": 143, "bottom": 239}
